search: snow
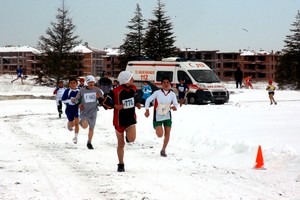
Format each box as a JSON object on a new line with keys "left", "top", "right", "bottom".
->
{"left": 0, "top": 46, "right": 41, "bottom": 54}
{"left": 1, "top": 75, "right": 300, "bottom": 200}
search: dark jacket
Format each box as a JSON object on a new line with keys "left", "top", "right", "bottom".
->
{"left": 234, "top": 68, "right": 243, "bottom": 81}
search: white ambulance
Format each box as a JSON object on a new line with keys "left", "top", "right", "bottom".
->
{"left": 126, "top": 57, "right": 229, "bottom": 104}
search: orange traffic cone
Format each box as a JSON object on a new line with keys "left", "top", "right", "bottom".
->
{"left": 254, "top": 145, "right": 265, "bottom": 170}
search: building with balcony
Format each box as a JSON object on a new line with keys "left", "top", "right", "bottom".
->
{"left": 0, "top": 45, "right": 42, "bottom": 76}
{"left": 72, "top": 43, "right": 107, "bottom": 77}
{"left": 103, "top": 48, "right": 122, "bottom": 78}
{"left": 178, "top": 48, "right": 281, "bottom": 82}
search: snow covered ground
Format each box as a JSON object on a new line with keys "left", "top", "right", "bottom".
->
{"left": 0, "top": 75, "right": 300, "bottom": 200}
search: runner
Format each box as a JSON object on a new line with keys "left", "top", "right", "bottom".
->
{"left": 144, "top": 76, "right": 178, "bottom": 157}
{"left": 111, "top": 71, "right": 141, "bottom": 172}
{"left": 72, "top": 75, "right": 104, "bottom": 149}
{"left": 11, "top": 66, "right": 24, "bottom": 84}
{"left": 53, "top": 80, "right": 66, "bottom": 118}
{"left": 62, "top": 78, "right": 80, "bottom": 144}
{"left": 78, "top": 77, "right": 85, "bottom": 89}
{"left": 266, "top": 80, "right": 277, "bottom": 105}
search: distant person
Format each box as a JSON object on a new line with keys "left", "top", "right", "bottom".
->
{"left": 53, "top": 80, "right": 66, "bottom": 118}
{"left": 144, "top": 76, "right": 179, "bottom": 157}
{"left": 266, "top": 80, "right": 277, "bottom": 105}
{"left": 98, "top": 72, "right": 112, "bottom": 94}
{"left": 36, "top": 70, "right": 45, "bottom": 85}
{"left": 111, "top": 80, "right": 119, "bottom": 90}
{"left": 78, "top": 77, "right": 85, "bottom": 89}
{"left": 11, "top": 66, "right": 24, "bottom": 84}
{"left": 72, "top": 75, "right": 104, "bottom": 149}
{"left": 141, "top": 81, "right": 152, "bottom": 105}
{"left": 234, "top": 67, "right": 243, "bottom": 88}
{"left": 244, "top": 75, "right": 253, "bottom": 89}
{"left": 176, "top": 79, "right": 189, "bottom": 107}
{"left": 62, "top": 78, "right": 80, "bottom": 144}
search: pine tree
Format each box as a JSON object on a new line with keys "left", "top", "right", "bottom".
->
{"left": 276, "top": 10, "right": 300, "bottom": 89}
{"left": 120, "top": 4, "right": 146, "bottom": 60}
{"left": 143, "top": 0, "right": 176, "bottom": 61}
{"left": 38, "top": 1, "right": 82, "bottom": 82}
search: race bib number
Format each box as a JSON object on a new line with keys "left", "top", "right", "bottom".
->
{"left": 178, "top": 86, "right": 185, "bottom": 92}
{"left": 122, "top": 97, "right": 134, "bottom": 109}
{"left": 157, "top": 103, "right": 170, "bottom": 115}
{"left": 84, "top": 92, "right": 97, "bottom": 103}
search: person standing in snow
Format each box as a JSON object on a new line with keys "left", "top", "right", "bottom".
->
{"left": 72, "top": 75, "right": 104, "bottom": 149}
{"left": 53, "top": 80, "right": 66, "bottom": 118}
{"left": 62, "top": 78, "right": 80, "bottom": 144}
{"left": 97, "top": 72, "right": 112, "bottom": 95}
{"left": 266, "top": 80, "right": 277, "bottom": 105}
{"left": 111, "top": 71, "right": 141, "bottom": 172}
{"left": 11, "top": 66, "right": 24, "bottom": 84}
{"left": 141, "top": 81, "right": 152, "bottom": 105}
{"left": 176, "top": 78, "right": 189, "bottom": 107}
{"left": 144, "top": 76, "right": 179, "bottom": 157}
{"left": 234, "top": 67, "right": 243, "bottom": 88}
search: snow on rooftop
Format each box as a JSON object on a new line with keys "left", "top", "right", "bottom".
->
{"left": 104, "top": 48, "right": 122, "bottom": 56}
{"left": 71, "top": 44, "right": 93, "bottom": 53}
{"left": 0, "top": 45, "right": 41, "bottom": 54}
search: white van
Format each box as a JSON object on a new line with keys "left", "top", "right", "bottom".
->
{"left": 126, "top": 57, "right": 229, "bottom": 104}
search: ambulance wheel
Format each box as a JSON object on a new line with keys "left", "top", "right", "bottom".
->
{"left": 187, "top": 95, "right": 197, "bottom": 104}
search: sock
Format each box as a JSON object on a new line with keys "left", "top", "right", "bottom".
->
{"left": 75, "top": 133, "right": 78, "bottom": 138}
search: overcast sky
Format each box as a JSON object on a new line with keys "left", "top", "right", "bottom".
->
{"left": 0, "top": 0, "right": 298, "bottom": 52}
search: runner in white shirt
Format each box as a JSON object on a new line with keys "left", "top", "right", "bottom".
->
{"left": 144, "top": 77, "right": 178, "bottom": 157}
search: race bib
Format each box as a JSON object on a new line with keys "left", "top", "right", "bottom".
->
{"left": 157, "top": 103, "right": 170, "bottom": 115}
{"left": 178, "top": 86, "right": 185, "bottom": 92}
{"left": 122, "top": 97, "right": 134, "bottom": 109}
{"left": 84, "top": 92, "right": 97, "bottom": 103}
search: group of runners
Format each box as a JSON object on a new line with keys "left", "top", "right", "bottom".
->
{"left": 53, "top": 72, "right": 181, "bottom": 172}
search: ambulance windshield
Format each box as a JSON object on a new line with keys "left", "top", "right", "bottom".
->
{"left": 188, "top": 70, "right": 220, "bottom": 83}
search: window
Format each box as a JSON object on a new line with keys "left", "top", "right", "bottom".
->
{"left": 156, "top": 71, "right": 173, "bottom": 82}
{"left": 257, "top": 73, "right": 266, "bottom": 78}
{"left": 257, "top": 65, "right": 266, "bottom": 70}
{"left": 188, "top": 70, "right": 220, "bottom": 83}
{"left": 177, "top": 71, "right": 192, "bottom": 84}
{"left": 223, "top": 71, "right": 233, "bottom": 77}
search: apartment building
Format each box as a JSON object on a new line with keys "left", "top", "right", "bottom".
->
{"left": 0, "top": 45, "right": 42, "bottom": 76}
{"left": 102, "top": 48, "right": 122, "bottom": 78}
{"left": 178, "top": 49, "right": 281, "bottom": 82}
{"left": 73, "top": 43, "right": 107, "bottom": 77}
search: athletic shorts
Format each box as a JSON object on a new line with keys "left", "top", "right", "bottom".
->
{"left": 115, "top": 124, "right": 135, "bottom": 134}
{"left": 65, "top": 106, "right": 79, "bottom": 121}
{"left": 80, "top": 116, "right": 97, "bottom": 129}
{"left": 178, "top": 92, "right": 185, "bottom": 99}
{"left": 153, "top": 119, "right": 172, "bottom": 128}
{"left": 268, "top": 92, "right": 275, "bottom": 96}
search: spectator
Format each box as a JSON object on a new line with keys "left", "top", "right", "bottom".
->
{"left": 98, "top": 72, "right": 112, "bottom": 94}
{"left": 234, "top": 67, "right": 243, "bottom": 88}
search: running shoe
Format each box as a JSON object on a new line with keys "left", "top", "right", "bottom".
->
{"left": 117, "top": 164, "right": 125, "bottom": 172}
{"left": 87, "top": 142, "right": 94, "bottom": 149}
{"left": 160, "top": 149, "right": 167, "bottom": 157}
{"left": 72, "top": 137, "right": 77, "bottom": 144}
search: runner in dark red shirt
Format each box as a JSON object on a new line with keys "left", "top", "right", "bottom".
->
{"left": 111, "top": 71, "right": 141, "bottom": 172}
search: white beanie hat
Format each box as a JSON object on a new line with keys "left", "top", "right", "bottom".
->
{"left": 86, "top": 75, "right": 96, "bottom": 83}
{"left": 118, "top": 71, "right": 133, "bottom": 85}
